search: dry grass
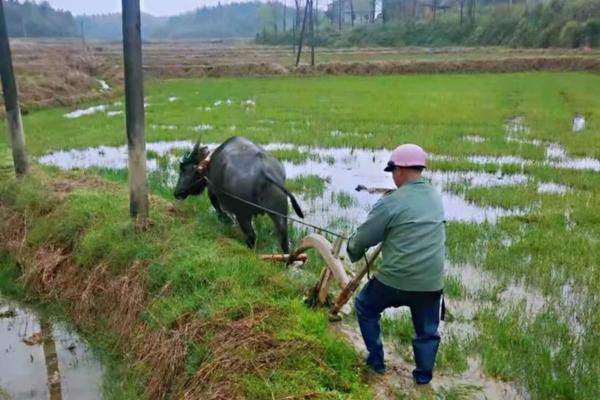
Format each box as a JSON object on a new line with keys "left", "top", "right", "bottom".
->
{"left": 4, "top": 40, "right": 600, "bottom": 113}
{"left": 1, "top": 40, "right": 120, "bottom": 113}
{"left": 295, "top": 57, "right": 600, "bottom": 75}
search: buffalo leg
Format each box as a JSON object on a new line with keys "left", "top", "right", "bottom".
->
{"left": 237, "top": 214, "right": 256, "bottom": 249}
{"left": 270, "top": 214, "right": 290, "bottom": 254}
{"left": 208, "top": 190, "right": 232, "bottom": 224}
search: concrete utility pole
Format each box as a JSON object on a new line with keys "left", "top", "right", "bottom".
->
{"left": 310, "top": 0, "right": 315, "bottom": 67}
{"left": 295, "top": 0, "right": 310, "bottom": 66}
{"left": 338, "top": 0, "right": 342, "bottom": 31}
{"left": 283, "top": 0, "right": 287, "bottom": 32}
{"left": 122, "top": 0, "right": 149, "bottom": 223}
{"left": 0, "top": 0, "right": 28, "bottom": 177}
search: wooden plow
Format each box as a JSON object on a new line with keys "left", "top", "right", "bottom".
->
{"left": 260, "top": 235, "right": 382, "bottom": 320}
{"left": 259, "top": 185, "right": 388, "bottom": 320}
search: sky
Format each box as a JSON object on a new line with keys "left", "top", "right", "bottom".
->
{"left": 44, "top": 0, "right": 236, "bottom": 16}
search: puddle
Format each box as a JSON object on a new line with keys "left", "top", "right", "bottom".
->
{"left": 502, "top": 117, "right": 600, "bottom": 171}
{"left": 504, "top": 116, "right": 530, "bottom": 136}
{"left": 329, "top": 130, "right": 374, "bottom": 138}
{"left": 427, "top": 170, "right": 529, "bottom": 187}
{"left": 545, "top": 144, "right": 567, "bottom": 160}
{"left": 467, "top": 155, "right": 528, "bottom": 166}
{"left": 544, "top": 143, "right": 600, "bottom": 172}
{"left": 572, "top": 115, "right": 585, "bottom": 132}
{"left": 96, "top": 80, "right": 110, "bottom": 92}
{"left": 537, "top": 182, "right": 569, "bottom": 194}
{"left": 446, "top": 264, "right": 554, "bottom": 322}
{"left": 63, "top": 105, "right": 108, "bottom": 119}
{"left": 150, "top": 124, "right": 177, "bottom": 131}
{"left": 38, "top": 142, "right": 536, "bottom": 227}
{"left": 38, "top": 140, "right": 190, "bottom": 170}
{"left": 193, "top": 124, "right": 213, "bottom": 132}
{"left": 463, "top": 135, "right": 486, "bottom": 143}
{"left": 0, "top": 297, "right": 103, "bottom": 400}
{"left": 549, "top": 155, "right": 600, "bottom": 172}
{"left": 499, "top": 282, "right": 546, "bottom": 316}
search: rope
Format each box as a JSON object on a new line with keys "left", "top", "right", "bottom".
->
{"left": 203, "top": 176, "right": 348, "bottom": 240}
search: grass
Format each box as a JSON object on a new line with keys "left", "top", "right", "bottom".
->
{"left": 0, "top": 166, "right": 370, "bottom": 399}
{"left": 335, "top": 191, "right": 357, "bottom": 209}
{"left": 286, "top": 174, "right": 328, "bottom": 200}
{"left": 444, "top": 274, "right": 465, "bottom": 299}
{"left": 3, "top": 73, "right": 598, "bottom": 159}
{"left": 1, "top": 71, "right": 600, "bottom": 399}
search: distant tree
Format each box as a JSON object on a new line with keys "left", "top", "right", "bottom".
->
{"left": 4, "top": 0, "right": 78, "bottom": 37}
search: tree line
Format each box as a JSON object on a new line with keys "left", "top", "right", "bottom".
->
{"left": 3, "top": 0, "right": 599, "bottom": 47}
{"left": 4, "top": 1, "right": 288, "bottom": 40}
{"left": 256, "top": 0, "right": 600, "bottom": 48}
{"left": 3, "top": 0, "right": 78, "bottom": 37}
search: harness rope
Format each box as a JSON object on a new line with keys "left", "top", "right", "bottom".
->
{"left": 203, "top": 176, "right": 348, "bottom": 240}
{"left": 193, "top": 153, "right": 350, "bottom": 239}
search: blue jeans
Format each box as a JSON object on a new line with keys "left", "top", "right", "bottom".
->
{"left": 354, "top": 277, "right": 442, "bottom": 384}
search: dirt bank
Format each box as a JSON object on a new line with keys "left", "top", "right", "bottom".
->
{"left": 0, "top": 176, "right": 252, "bottom": 399}
{"left": 293, "top": 57, "right": 600, "bottom": 76}
{"left": 3, "top": 41, "right": 600, "bottom": 113}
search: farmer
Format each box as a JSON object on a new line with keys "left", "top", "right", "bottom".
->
{"left": 347, "top": 143, "right": 445, "bottom": 385}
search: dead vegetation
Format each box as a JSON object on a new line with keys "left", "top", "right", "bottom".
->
{"left": 294, "top": 57, "right": 600, "bottom": 75}
{"left": 1, "top": 40, "right": 121, "bottom": 114}
{"left": 3, "top": 40, "right": 600, "bottom": 114}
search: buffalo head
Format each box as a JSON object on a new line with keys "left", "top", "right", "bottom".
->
{"left": 174, "top": 141, "right": 210, "bottom": 200}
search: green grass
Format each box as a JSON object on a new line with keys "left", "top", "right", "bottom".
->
{"left": 270, "top": 148, "right": 313, "bottom": 164}
{"left": 3, "top": 73, "right": 599, "bottom": 159}
{"left": 0, "top": 169, "right": 370, "bottom": 399}
{"left": 335, "top": 191, "right": 356, "bottom": 209}
{"left": 444, "top": 274, "right": 465, "bottom": 299}
{"left": 1, "top": 72, "right": 600, "bottom": 399}
{"left": 286, "top": 174, "right": 328, "bottom": 200}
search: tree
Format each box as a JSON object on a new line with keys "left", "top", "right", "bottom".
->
{"left": 467, "top": 0, "right": 476, "bottom": 22}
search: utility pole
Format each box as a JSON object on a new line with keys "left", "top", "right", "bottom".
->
{"left": 315, "top": 0, "right": 319, "bottom": 37}
{"left": 122, "top": 0, "right": 149, "bottom": 224}
{"left": 0, "top": 0, "right": 28, "bottom": 177}
{"left": 283, "top": 0, "right": 287, "bottom": 32}
{"left": 338, "top": 0, "right": 342, "bottom": 31}
{"left": 310, "top": 0, "right": 315, "bottom": 67}
{"left": 80, "top": 20, "right": 86, "bottom": 47}
{"left": 295, "top": 0, "right": 310, "bottom": 67}
{"left": 293, "top": 0, "right": 300, "bottom": 54}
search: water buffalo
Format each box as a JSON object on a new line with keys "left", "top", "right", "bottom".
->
{"left": 173, "top": 136, "right": 304, "bottom": 253}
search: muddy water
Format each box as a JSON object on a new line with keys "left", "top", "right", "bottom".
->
{"left": 0, "top": 298, "right": 103, "bottom": 400}
{"left": 333, "top": 322, "right": 527, "bottom": 400}
{"left": 39, "top": 141, "right": 539, "bottom": 228}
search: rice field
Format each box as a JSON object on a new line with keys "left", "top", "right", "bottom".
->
{"left": 1, "top": 71, "right": 599, "bottom": 399}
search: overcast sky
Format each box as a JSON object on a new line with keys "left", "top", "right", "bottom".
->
{"left": 44, "top": 0, "right": 237, "bottom": 16}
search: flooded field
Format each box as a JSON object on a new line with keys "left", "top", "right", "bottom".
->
{"left": 2, "top": 71, "right": 599, "bottom": 399}
{"left": 39, "top": 138, "right": 585, "bottom": 230}
{"left": 0, "top": 298, "right": 103, "bottom": 400}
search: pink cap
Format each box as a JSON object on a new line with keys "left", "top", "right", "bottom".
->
{"left": 384, "top": 144, "right": 427, "bottom": 171}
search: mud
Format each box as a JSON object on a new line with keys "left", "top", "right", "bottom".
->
{"left": 332, "top": 322, "right": 527, "bottom": 400}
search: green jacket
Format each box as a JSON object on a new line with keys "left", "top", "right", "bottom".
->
{"left": 347, "top": 178, "right": 445, "bottom": 292}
